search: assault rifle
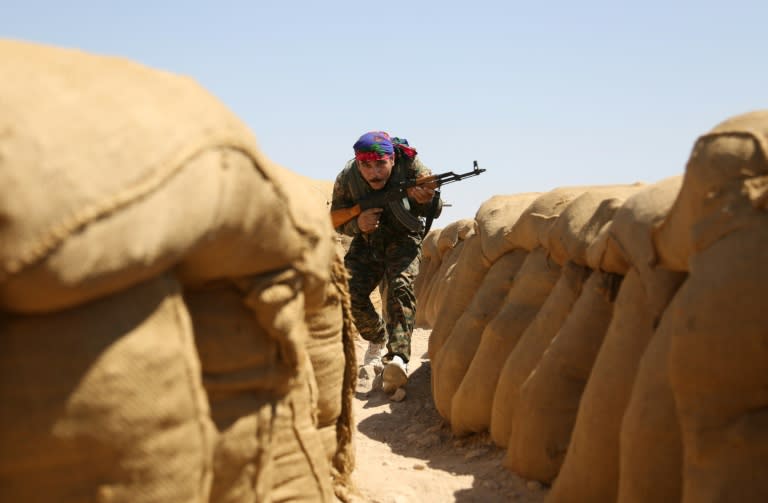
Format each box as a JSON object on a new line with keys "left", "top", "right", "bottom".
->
{"left": 331, "top": 161, "right": 486, "bottom": 229}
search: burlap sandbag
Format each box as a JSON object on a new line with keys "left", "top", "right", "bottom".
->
{"left": 585, "top": 221, "right": 629, "bottom": 274}
{"left": 429, "top": 193, "right": 542, "bottom": 359}
{"left": 422, "top": 238, "right": 466, "bottom": 332}
{"left": 428, "top": 232, "right": 491, "bottom": 363}
{"left": 430, "top": 248, "right": 529, "bottom": 422}
{"left": 586, "top": 177, "right": 683, "bottom": 277}
{"left": 546, "top": 185, "right": 643, "bottom": 266}
{"left": 305, "top": 244, "right": 358, "bottom": 501}
{"left": 664, "top": 111, "right": 768, "bottom": 502}
{"left": 547, "top": 267, "right": 685, "bottom": 503}
{"left": 490, "top": 261, "right": 591, "bottom": 447}
{"left": 185, "top": 271, "right": 335, "bottom": 503}
{"left": 547, "top": 178, "right": 686, "bottom": 500}
{"left": 414, "top": 228, "right": 441, "bottom": 328}
{"left": 0, "top": 40, "right": 332, "bottom": 314}
{"left": 450, "top": 248, "right": 561, "bottom": 436}
{"left": 0, "top": 40, "right": 339, "bottom": 502}
{"left": 437, "top": 219, "right": 476, "bottom": 256}
{"left": 617, "top": 280, "right": 687, "bottom": 503}
{"left": 504, "top": 270, "right": 622, "bottom": 483}
{"left": 652, "top": 112, "right": 768, "bottom": 271}
{"left": 306, "top": 250, "right": 347, "bottom": 429}
{"left": 475, "top": 193, "right": 541, "bottom": 263}
{"left": 607, "top": 177, "right": 682, "bottom": 270}
{"left": 0, "top": 274, "right": 215, "bottom": 503}
{"left": 421, "top": 220, "right": 475, "bottom": 331}
{"left": 414, "top": 228, "right": 441, "bottom": 304}
{"left": 506, "top": 187, "right": 589, "bottom": 251}
{"left": 430, "top": 188, "right": 573, "bottom": 363}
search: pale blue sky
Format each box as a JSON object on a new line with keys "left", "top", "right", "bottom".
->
{"left": 4, "top": 1, "right": 767, "bottom": 222}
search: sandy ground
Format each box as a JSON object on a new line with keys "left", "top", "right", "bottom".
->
{"left": 350, "top": 328, "right": 548, "bottom": 503}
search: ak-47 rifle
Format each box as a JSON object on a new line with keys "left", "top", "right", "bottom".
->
{"left": 331, "top": 161, "right": 486, "bottom": 229}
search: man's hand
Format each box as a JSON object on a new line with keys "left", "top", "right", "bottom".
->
{"left": 358, "top": 208, "right": 384, "bottom": 233}
{"left": 406, "top": 185, "right": 435, "bottom": 204}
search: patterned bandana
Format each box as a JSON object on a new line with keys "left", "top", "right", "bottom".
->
{"left": 353, "top": 131, "right": 395, "bottom": 161}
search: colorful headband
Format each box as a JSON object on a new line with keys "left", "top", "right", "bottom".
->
{"left": 353, "top": 131, "right": 395, "bottom": 160}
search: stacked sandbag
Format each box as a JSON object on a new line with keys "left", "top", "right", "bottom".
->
{"left": 422, "top": 218, "right": 475, "bottom": 354}
{"left": 429, "top": 193, "right": 539, "bottom": 420}
{"left": 548, "top": 177, "right": 686, "bottom": 503}
{"left": 656, "top": 110, "right": 768, "bottom": 502}
{"left": 617, "top": 283, "right": 686, "bottom": 503}
{"left": 432, "top": 248, "right": 530, "bottom": 421}
{"left": 450, "top": 247, "right": 560, "bottom": 435}
{"left": 305, "top": 241, "right": 357, "bottom": 501}
{"left": 504, "top": 186, "right": 590, "bottom": 252}
{"left": 473, "top": 193, "right": 542, "bottom": 263}
{"left": 544, "top": 185, "right": 644, "bottom": 267}
{"left": 486, "top": 187, "right": 593, "bottom": 447}
{"left": 0, "top": 274, "right": 215, "bottom": 502}
{"left": 488, "top": 260, "right": 590, "bottom": 447}
{"left": 186, "top": 272, "right": 335, "bottom": 503}
{"left": 303, "top": 180, "right": 357, "bottom": 488}
{"left": 501, "top": 186, "right": 642, "bottom": 481}
{"left": 504, "top": 270, "right": 621, "bottom": 482}
{"left": 0, "top": 40, "right": 344, "bottom": 502}
{"left": 498, "top": 189, "right": 630, "bottom": 479}
{"left": 414, "top": 227, "right": 441, "bottom": 326}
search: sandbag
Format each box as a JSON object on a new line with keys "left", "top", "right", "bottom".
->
{"left": 653, "top": 111, "right": 768, "bottom": 271}
{"left": 186, "top": 271, "right": 335, "bottom": 503}
{"left": 490, "top": 261, "right": 591, "bottom": 447}
{"left": 547, "top": 267, "right": 685, "bottom": 503}
{"left": 430, "top": 249, "right": 529, "bottom": 422}
{"left": 428, "top": 232, "right": 491, "bottom": 361}
{"left": 450, "top": 248, "right": 560, "bottom": 436}
{"left": 305, "top": 245, "right": 357, "bottom": 500}
{"left": 607, "top": 177, "right": 682, "bottom": 271}
{"left": 664, "top": 111, "right": 768, "bottom": 502}
{"left": 505, "top": 270, "right": 622, "bottom": 482}
{"left": 0, "top": 40, "right": 343, "bottom": 503}
{"left": 506, "top": 187, "right": 588, "bottom": 251}
{"left": 617, "top": 280, "right": 687, "bottom": 503}
{"left": 475, "top": 193, "right": 541, "bottom": 263}
{"left": 546, "top": 185, "right": 643, "bottom": 266}
{"left": 585, "top": 221, "right": 629, "bottom": 274}
{"left": 422, "top": 238, "right": 466, "bottom": 334}
{"left": 421, "top": 221, "right": 475, "bottom": 331}
{"left": 436, "top": 219, "right": 475, "bottom": 257}
{"left": 586, "top": 176, "right": 683, "bottom": 279}
{"left": 0, "top": 40, "right": 333, "bottom": 314}
{"left": 0, "top": 274, "right": 215, "bottom": 503}
{"left": 414, "top": 228, "right": 441, "bottom": 304}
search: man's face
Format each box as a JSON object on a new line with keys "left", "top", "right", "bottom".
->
{"left": 357, "top": 156, "right": 394, "bottom": 190}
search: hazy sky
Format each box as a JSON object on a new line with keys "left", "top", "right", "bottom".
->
{"left": 4, "top": 1, "right": 767, "bottom": 223}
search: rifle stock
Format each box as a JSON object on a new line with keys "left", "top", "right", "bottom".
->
{"left": 331, "top": 205, "right": 363, "bottom": 228}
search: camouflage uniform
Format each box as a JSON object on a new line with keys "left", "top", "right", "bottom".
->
{"left": 331, "top": 148, "right": 439, "bottom": 364}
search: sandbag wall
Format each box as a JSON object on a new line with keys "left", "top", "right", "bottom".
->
{"left": 417, "top": 109, "right": 768, "bottom": 503}
{"left": 0, "top": 40, "right": 357, "bottom": 503}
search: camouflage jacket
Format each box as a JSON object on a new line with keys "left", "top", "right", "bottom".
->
{"left": 331, "top": 148, "right": 441, "bottom": 238}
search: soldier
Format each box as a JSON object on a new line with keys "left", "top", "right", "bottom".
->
{"left": 331, "top": 131, "right": 441, "bottom": 393}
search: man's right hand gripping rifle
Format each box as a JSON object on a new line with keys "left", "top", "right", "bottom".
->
{"left": 331, "top": 162, "right": 486, "bottom": 231}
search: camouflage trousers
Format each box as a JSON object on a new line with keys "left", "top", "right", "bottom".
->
{"left": 344, "top": 232, "right": 422, "bottom": 363}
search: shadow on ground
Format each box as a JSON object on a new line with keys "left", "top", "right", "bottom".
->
{"left": 356, "top": 357, "right": 547, "bottom": 502}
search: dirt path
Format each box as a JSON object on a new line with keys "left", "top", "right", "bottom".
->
{"left": 350, "top": 329, "right": 548, "bottom": 503}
